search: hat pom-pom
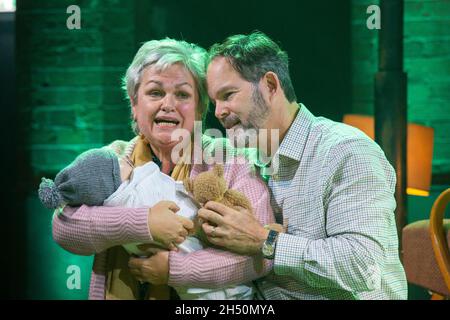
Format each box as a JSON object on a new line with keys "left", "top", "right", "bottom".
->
{"left": 38, "top": 178, "right": 63, "bottom": 209}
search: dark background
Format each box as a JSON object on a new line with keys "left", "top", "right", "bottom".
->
{"left": 133, "top": 0, "right": 352, "bottom": 131}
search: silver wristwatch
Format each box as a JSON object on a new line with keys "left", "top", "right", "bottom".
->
{"left": 262, "top": 229, "right": 279, "bottom": 259}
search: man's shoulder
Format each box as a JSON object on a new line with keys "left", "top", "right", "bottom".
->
{"left": 310, "top": 117, "right": 381, "bottom": 157}
{"left": 308, "top": 117, "right": 395, "bottom": 186}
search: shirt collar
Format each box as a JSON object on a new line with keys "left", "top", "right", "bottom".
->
{"left": 275, "top": 103, "right": 315, "bottom": 162}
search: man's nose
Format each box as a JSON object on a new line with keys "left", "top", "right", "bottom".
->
{"left": 215, "top": 102, "right": 229, "bottom": 119}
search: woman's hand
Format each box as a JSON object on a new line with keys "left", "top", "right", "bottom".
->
{"left": 148, "top": 201, "right": 194, "bottom": 251}
{"left": 128, "top": 251, "right": 169, "bottom": 285}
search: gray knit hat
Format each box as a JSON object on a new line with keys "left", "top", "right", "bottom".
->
{"left": 38, "top": 147, "right": 122, "bottom": 209}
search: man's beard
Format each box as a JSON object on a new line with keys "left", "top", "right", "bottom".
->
{"left": 225, "top": 86, "right": 270, "bottom": 148}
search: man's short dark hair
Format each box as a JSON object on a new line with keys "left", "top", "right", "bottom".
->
{"left": 209, "top": 31, "right": 297, "bottom": 103}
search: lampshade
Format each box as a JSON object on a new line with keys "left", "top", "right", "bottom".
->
{"left": 342, "top": 114, "right": 434, "bottom": 196}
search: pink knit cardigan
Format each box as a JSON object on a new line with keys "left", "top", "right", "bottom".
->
{"left": 52, "top": 140, "right": 274, "bottom": 299}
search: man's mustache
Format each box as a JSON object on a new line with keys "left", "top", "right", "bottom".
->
{"left": 220, "top": 114, "right": 241, "bottom": 129}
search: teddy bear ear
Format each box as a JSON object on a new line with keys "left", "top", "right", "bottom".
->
{"left": 183, "top": 178, "right": 193, "bottom": 193}
{"left": 213, "top": 164, "right": 224, "bottom": 178}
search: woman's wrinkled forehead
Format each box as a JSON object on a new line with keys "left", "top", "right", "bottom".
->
{"left": 140, "top": 63, "right": 197, "bottom": 89}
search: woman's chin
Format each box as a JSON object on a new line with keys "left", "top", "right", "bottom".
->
{"left": 151, "top": 135, "right": 181, "bottom": 148}
{"left": 146, "top": 127, "right": 193, "bottom": 149}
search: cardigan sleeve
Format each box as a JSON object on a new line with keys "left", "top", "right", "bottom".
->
{"left": 51, "top": 138, "right": 153, "bottom": 255}
{"left": 52, "top": 204, "right": 153, "bottom": 256}
{"left": 168, "top": 160, "right": 275, "bottom": 288}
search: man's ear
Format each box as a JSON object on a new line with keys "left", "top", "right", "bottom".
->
{"left": 261, "top": 71, "right": 280, "bottom": 99}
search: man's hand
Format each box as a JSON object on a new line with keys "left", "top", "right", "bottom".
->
{"left": 128, "top": 251, "right": 169, "bottom": 285}
{"left": 198, "top": 201, "right": 269, "bottom": 255}
{"left": 148, "top": 201, "right": 194, "bottom": 251}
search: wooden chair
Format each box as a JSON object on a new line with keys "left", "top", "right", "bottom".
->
{"left": 402, "top": 188, "right": 450, "bottom": 299}
{"left": 429, "top": 188, "right": 450, "bottom": 299}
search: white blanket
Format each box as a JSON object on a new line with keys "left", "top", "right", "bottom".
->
{"left": 103, "top": 161, "right": 253, "bottom": 300}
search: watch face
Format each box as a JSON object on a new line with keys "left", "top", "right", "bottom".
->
{"left": 262, "top": 243, "right": 274, "bottom": 257}
{"left": 262, "top": 229, "right": 278, "bottom": 259}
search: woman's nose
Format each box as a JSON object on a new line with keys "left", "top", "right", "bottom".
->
{"left": 161, "top": 95, "right": 176, "bottom": 112}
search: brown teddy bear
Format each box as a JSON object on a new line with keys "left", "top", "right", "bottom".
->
{"left": 184, "top": 164, "right": 252, "bottom": 211}
{"left": 183, "top": 164, "right": 284, "bottom": 241}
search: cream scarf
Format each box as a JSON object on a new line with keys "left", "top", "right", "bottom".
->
{"left": 105, "top": 135, "right": 191, "bottom": 300}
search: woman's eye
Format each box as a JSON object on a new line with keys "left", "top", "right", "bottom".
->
{"left": 148, "top": 90, "right": 163, "bottom": 97}
{"left": 176, "top": 91, "right": 190, "bottom": 99}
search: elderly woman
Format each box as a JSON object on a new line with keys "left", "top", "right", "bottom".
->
{"left": 52, "top": 38, "right": 274, "bottom": 300}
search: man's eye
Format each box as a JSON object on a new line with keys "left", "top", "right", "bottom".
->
{"left": 223, "top": 92, "right": 235, "bottom": 101}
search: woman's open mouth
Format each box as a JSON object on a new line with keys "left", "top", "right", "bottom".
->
{"left": 154, "top": 117, "right": 180, "bottom": 128}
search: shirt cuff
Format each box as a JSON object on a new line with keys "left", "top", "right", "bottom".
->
{"left": 273, "top": 233, "right": 309, "bottom": 277}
